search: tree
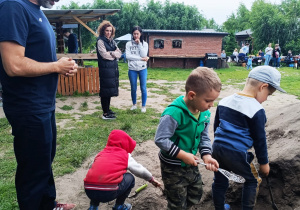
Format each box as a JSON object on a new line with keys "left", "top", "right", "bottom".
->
{"left": 223, "top": 31, "right": 238, "bottom": 55}
{"left": 250, "top": 0, "right": 296, "bottom": 54}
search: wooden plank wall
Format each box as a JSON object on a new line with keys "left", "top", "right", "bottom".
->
{"left": 57, "top": 67, "right": 99, "bottom": 96}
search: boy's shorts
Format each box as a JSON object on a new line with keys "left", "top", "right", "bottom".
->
{"left": 160, "top": 160, "right": 203, "bottom": 210}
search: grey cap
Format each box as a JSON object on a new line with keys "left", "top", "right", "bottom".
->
{"left": 248, "top": 66, "right": 286, "bottom": 93}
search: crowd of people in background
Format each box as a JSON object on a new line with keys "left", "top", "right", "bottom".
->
{"left": 226, "top": 42, "right": 298, "bottom": 69}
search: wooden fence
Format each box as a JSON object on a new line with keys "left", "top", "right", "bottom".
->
{"left": 57, "top": 67, "right": 99, "bottom": 96}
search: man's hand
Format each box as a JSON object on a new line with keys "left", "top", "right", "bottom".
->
{"left": 259, "top": 163, "right": 270, "bottom": 177}
{"left": 176, "top": 150, "right": 198, "bottom": 166}
{"left": 56, "top": 57, "right": 78, "bottom": 76}
{"left": 202, "top": 154, "right": 219, "bottom": 172}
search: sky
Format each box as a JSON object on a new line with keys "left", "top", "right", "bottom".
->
{"left": 50, "top": 0, "right": 282, "bottom": 25}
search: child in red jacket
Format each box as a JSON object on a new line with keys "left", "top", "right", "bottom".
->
{"left": 84, "top": 130, "right": 161, "bottom": 210}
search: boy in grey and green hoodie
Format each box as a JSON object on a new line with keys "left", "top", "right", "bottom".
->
{"left": 155, "top": 67, "right": 221, "bottom": 210}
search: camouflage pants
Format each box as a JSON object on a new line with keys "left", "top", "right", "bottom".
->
{"left": 161, "top": 161, "right": 203, "bottom": 210}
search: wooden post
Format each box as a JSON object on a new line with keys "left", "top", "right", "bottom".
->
{"left": 57, "top": 75, "right": 62, "bottom": 94}
{"left": 77, "top": 68, "right": 81, "bottom": 93}
{"left": 92, "top": 68, "right": 96, "bottom": 93}
{"left": 73, "top": 73, "right": 77, "bottom": 94}
{"left": 69, "top": 77, "right": 73, "bottom": 95}
{"left": 84, "top": 68, "right": 88, "bottom": 93}
{"left": 88, "top": 67, "right": 92, "bottom": 94}
{"left": 65, "top": 76, "right": 69, "bottom": 95}
{"left": 80, "top": 68, "right": 85, "bottom": 93}
{"left": 61, "top": 76, "right": 66, "bottom": 96}
{"left": 56, "top": 22, "right": 64, "bottom": 53}
{"left": 96, "top": 67, "right": 100, "bottom": 93}
{"left": 78, "top": 24, "right": 84, "bottom": 66}
{"left": 78, "top": 24, "right": 82, "bottom": 53}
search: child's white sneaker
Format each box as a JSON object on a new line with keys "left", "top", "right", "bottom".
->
{"left": 141, "top": 106, "right": 146, "bottom": 113}
{"left": 130, "top": 105, "right": 137, "bottom": 110}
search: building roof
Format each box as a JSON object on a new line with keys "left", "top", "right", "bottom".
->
{"left": 235, "top": 29, "right": 252, "bottom": 36}
{"left": 143, "top": 29, "right": 228, "bottom": 36}
{"left": 115, "top": 33, "right": 132, "bottom": 41}
{"left": 43, "top": 9, "right": 120, "bottom": 24}
{"left": 51, "top": 24, "right": 78, "bottom": 30}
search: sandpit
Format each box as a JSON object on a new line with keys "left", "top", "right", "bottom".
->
{"left": 3, "top": 80, "right": 298, "bottom": 209}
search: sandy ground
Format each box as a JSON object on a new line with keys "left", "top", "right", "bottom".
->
{"left": 1, "top": 79, "right": 299, "bottom": 209}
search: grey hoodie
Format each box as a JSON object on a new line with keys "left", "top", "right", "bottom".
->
{"left": 125, "top": 40, "right": 149, "bottom": 71}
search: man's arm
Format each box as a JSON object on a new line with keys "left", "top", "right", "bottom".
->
{"left": 0, "top": 41, "right": 77, "bottom": 77}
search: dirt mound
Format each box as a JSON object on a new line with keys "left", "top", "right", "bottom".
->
{"left": 262, "top": 103, "right": 300, "bottom": 209}
{"left": 200, "top": 103, "right": 300, "bottom": 210}
{"left": 51, "top": 83, "right": 300, "bottom": 210}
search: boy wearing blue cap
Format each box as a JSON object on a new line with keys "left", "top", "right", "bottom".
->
{"left": 212, "top": 66, "right": 286, "bottom": 210}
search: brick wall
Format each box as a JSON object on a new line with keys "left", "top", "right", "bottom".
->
{"left": 149, "top": 57, "right": 201, "bottom": 69}
{"left": 148, "top": 34, "right": 223, "bottom": 58}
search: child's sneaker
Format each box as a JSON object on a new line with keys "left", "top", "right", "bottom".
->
{"left": 88, "top": 205, "right": 98, "bottom": 210}
{"left": 130, "top": 105, "right": 137, "bottom": 110}
{"left": 102, "top": 113, "right": 116, "bottom": 120}
{"left": 141, "top": 106, "right": 146, "bottom": 113}
{"left": 112, "top": 203, "right": 132, "bottom": 210}
{"left": 53, "top": 202, "right": 76, "bottom": 210}
{"left": 224, "top": 203, "right": 230, "bottom": 210}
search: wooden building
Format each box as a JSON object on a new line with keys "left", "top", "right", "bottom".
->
{"left": 235, "top": 29, "right": 253, "bottom": 52}
{"left": 43, "top": 9, "right": 120, "bottom": 59}
{"left": 142, "top": 29, "right": 228, "bottom": 68}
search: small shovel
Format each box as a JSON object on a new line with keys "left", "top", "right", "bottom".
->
{"left": 128, "top": 183, "right": 148, "bottom": 198}
{"left": 266, "top": 177, "right": 279, "bottom": 210}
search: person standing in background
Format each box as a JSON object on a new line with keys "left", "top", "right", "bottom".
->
{"left": 242, "top": 43, "right": 250, "bottom": 55}
{"left": 0, "top": 0, "right": 77, "bottom": 209}
{"left": 264, "top": 43, "right": 273, "bottom": 66}
{"left": 96, "top": 20, "right": 121, "bottom": 120}
{"left": 221, "top": 50, "right": 227, "bottom": 60}
{"left": 126, "top": 26, "right": 149, "bottom": 113}
{"left": 272, "top": 44, "right": 281, "bottom": 68}
{"left": 63, "top": 29, "right": 78, "bottom": 54}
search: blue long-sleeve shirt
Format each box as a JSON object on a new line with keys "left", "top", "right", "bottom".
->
{"left": 213, "top": 93, "right": 269, "bottom": 164}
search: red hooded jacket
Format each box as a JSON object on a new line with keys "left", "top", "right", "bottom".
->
{"left": 84, "top": 130, "right": 136, "bottom": 191}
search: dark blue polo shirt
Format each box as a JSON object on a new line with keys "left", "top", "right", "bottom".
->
{"left": 0, "top": 0, "right": 58, "bottom": 115}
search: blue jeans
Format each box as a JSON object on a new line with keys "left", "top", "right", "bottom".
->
{"left": 212, "top": 143, "right": 261, "bottom": 210}
{"left": 264, "top": 54, "right": 272, "bottom": 66}
{"left": 247, "top": 63, "right": 252, "bottom": 70}
{"left": 273, "top": 57, "right": 280, "bottom": 67}
{"left": 128, "top": 69, "right": 147, "bottom": 107}
{"left": 5, "top": 111, "right": 57, "bottom": 210}
{"left": 120, "top": 53, "right": 126, "bottom": 63}
{"left": 85, "top": 173, "right": 135, "bottom": 206}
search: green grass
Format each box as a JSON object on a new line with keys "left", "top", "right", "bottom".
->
{"left": 60, "top": 105, "right": 73, "bottom": 111}
{"left": 1, "top": 64, "right": 299, "bottom": 209}
{"left": 81, "top": 61, "right": 300, "bottom": 98}
{"left": 79, "top": 101, "right": 88, "bottom": 112}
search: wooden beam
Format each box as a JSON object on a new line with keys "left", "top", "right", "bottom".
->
{"left": 78, "top": 24, "right": 82, "bottom": 53}
{"left": 72, "top": 16, "right": 98, "bottom": 37}
{"left": 57, "top": 53, "right": 97, "bottom": 59}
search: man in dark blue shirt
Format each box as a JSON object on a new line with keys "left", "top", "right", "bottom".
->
{"left": 0, "top": 0, "right": 77, "bottom": 209}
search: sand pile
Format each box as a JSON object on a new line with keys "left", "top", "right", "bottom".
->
{"left": 48, "top": 82, "right": 300, "bottom": 209}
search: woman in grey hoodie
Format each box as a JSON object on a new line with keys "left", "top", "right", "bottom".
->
{"left": 125, "top": 26, "right": 149, "bottom": 113}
